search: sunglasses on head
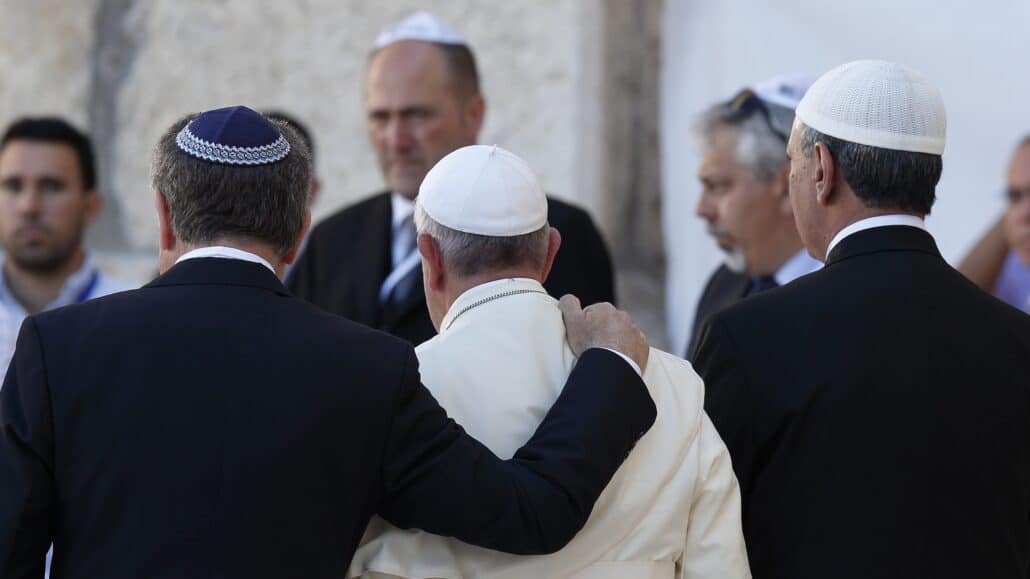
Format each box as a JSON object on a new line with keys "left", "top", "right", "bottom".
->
{"left": 720, "top": 89, "right": 790, "bottom": 143}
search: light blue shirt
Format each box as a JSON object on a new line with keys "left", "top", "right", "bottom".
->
{"left": 994, "top": 251, "right": 1030, "bottom": 313}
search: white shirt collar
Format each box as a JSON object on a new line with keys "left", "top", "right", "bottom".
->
{"left": 390, "top": 192, "right": 416, "bottom": 229}
{"left": 773, "top": 248, "right": 822, "bottom": 285}
{"left": 825, "top": 214, "right": 927, "bottom": 260}
{"left": 175, "top": 246, "right": 276, "bottom": 273}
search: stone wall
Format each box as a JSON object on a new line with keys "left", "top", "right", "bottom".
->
{"left": 0, "top": 0, "right": 667, "bottom": 345}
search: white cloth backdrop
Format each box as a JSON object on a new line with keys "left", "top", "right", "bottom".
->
{"left": 661, "top": 0, "right": 1030, "bottom": 353}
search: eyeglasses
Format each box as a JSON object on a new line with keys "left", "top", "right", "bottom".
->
{"left": 720, "top": 89, "right": 790, "bottom": 143}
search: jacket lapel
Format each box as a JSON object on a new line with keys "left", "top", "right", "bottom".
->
{"left": 351, "top": 192, "right": 395, "bottom": 325}
{"left": 380, "top": 263, "right": 426, "bottom": 330}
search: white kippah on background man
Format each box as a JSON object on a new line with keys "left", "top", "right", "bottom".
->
{"left": 348, "top": 145, "right": 751, "bottom": 579}
{"left": 693, "top": 60, "right": 1030, "bottom": 579}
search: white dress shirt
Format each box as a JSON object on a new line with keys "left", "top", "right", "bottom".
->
{"left": 825, "top": 214, "right": 928, "bottom": 260}
{"left": 349, "top": 277, "right": 750, "bottom": 579}
{"left": 175, "top": 245, "right": 276, "bottom": 273}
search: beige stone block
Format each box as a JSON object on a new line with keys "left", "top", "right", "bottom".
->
{"left": 0, "top": 0, "right": 99, "bottom": 131}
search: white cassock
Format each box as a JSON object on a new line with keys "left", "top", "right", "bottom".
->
{"left": 348, "top": 277, "right": 751, "bottom": 579}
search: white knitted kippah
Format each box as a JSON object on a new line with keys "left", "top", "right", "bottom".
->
{"left": 795, "top": 60, "right": 946, "bottom": 155}
{"left": 374, "top": 11, "right": 467, "bottom": 49}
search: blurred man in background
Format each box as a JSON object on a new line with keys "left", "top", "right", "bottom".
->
{"left": 0, "top": 117, "right": 126, "bottom": 380}
{"left": 958, "top": 135, "right": 1030, "bottom": 313}
{"left": 288, "top": 11, "right": 615, "bottom": 346}
{"left": 350, "top": 145, "right": 750, "bottom": 579}
{"left": 685, "top": 75, "right": 820, "bottom": 360}
{"left": 694, "top": 60, "right": 1030, "bottom": 579}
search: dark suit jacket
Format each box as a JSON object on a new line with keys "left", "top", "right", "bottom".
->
{"left": 684, "top": 264, "right": 750, "bottom": 360}
{"left": 693, "top": 226, "right": 1030, "bottom": 579}
{"left": 288, "top": 191, "right": 616, "bottom": 346}
{"left": 0, "top": 257, "right": 655, "bottom": 579}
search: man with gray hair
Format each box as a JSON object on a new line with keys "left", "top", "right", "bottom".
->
{"left": 686, "top": 75, "right": 820, "bottom": 359}
{"left": 694, "top": 61, "right": 1030, "bottom": 578}
{"left": 349, "top": 145, "right": 750, "bottom": 579}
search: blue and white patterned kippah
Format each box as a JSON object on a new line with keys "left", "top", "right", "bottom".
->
{"left": 176, "top": 105, "right": 291, "bottom": 166}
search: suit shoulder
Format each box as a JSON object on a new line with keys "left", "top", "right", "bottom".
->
{"left": 545, "top": 195, "right": 593, "bottom": 225}
{"left": 309, "top": 191, "right": 390, "bottom": 238}
{"left": 29, "top": 287, "right": 147, "bottom": 338}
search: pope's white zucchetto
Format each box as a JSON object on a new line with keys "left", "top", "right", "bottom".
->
{"left": 418, "top": 145, "right": 547, "bottom": 237}
{"left": 795, "top": 60, "right": 947, "bottom": 155}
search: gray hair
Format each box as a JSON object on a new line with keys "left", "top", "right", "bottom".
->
{"left": 694, "top": 101, "right": 795, "bottom": 181}
{"left": 151, "top": 115, "right": 311, "bottom": 255}
{"left": 799, "top": 123, "right": 941, "bottom": 215}
{"left": 413, "top": 202, "right": 550, "bottom": 277}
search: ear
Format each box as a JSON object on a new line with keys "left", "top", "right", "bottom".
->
{"left": 774, "top": 163, "right": 792, "bottom": 215}
{"left": 813, "top": 142, "right": 836, "bottom": 207}
{"left": 417, "top": 233, "right": 447, "bottom": 291}
{"left": 154, "top": 189, "right": 176, "bottom": 251}
{"left": 81, "top": 188, "right": 103, "bottom": 220}
{"left": 463, "top": 94, "right": 486, "bottom": 140}
{"left": 538, "top": 227, "right": 562, "bottom": 283}
{"left": 282, "top": 207, "right": 312, "bottom": 265}
{"left": 308, "top": 177, "right": 321, "bottom": 207}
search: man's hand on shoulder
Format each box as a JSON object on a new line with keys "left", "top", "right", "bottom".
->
{"left": 559, "top": 295, "right": 649, "bottom": 372}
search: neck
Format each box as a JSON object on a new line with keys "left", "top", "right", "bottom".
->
{"left": 3, "top": 249, "right": 86, "bottom": 314}
{"left": 747, "top": 224, "right": 805, "bottom": 277}
{"left": 819, "top": 206, "right": 924, "bottom": 258}
{"left": 443, "top": 266, "right": 542, "bottom": 313}
{"left": 162, "top": 238, "right": 285, "bottom": 277}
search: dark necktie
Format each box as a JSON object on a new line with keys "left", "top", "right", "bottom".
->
{"left": 745, "top": 275, "right": 778, "bottom": 297}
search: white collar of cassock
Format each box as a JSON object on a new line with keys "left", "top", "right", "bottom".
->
{"left": 441, "top": 277, "right": 548, "bottom": 332}
{"left": 175, "top": 246, "right": 276, "bottom": 273}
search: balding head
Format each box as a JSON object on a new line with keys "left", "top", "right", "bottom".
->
{"left": 364, "top": 40, "right": 485, "bottom": 199}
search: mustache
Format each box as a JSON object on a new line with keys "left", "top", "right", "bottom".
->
{"left": 14, "top": 221, "right": 53, "bottom": 236}
{"left": 707, "top": 223, "right": 732, "bottom": 238}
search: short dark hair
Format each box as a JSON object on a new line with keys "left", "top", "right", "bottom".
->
{"left": 0, "top": 117, "right": 97, "bottom": 190}
{"left": 151, "top": 114, "right": 311, "bottom": 255}
{"left": 436, "top": 43, "right": 480, "bottom": 99}
{"left": 262, "top": 111, "right": 315, "bottom": 166}
{"left": 800, "top": 124, "right": 942, "bottom": 215}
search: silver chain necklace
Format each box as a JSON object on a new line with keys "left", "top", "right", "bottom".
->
{"left": 445, "top": 288, "right": 548, "bottom": 330}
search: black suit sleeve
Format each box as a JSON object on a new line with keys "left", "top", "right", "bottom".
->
{"left": 692, "top": 315, "right": 757, "bottom": 501}
{"left": 0, "top": 318, "right": 55, "bottom": 579}
{"left": 378, "top": 347, "right": 655, "bottom": 555}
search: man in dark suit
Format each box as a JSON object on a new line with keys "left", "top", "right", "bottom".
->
{"left": 0, "top": 106, "right": 655, "bottom": 579}
{"left": 288, "top": 12, "right": 615, "bottom": 346}
{"left": 694, "top": 60, "right": 1030, "bottom": 578}
{"left": 685, "top": 74, "right": 820, "bottom": 359}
